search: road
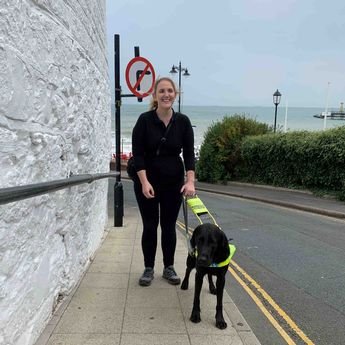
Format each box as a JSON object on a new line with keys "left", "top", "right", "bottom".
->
{"left": 111, "top": 180, "right": 345, "bottom": 345}
{"left": 195, "top": 190, "right": 345, "bottom": 345}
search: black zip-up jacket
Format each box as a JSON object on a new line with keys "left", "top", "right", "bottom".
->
{"left": 132, "top": 110, "right": 195, "bottom": 188}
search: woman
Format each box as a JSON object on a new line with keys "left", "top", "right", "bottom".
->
{"left": 131, "top": 77, "right": 195, "bottom": 286}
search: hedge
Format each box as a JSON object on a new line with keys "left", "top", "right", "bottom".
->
{"left": 237, "top": 127, "right": 345, "bottom": 195}
{"left": 196, "top": 114, "right": 345, "bottom": 199}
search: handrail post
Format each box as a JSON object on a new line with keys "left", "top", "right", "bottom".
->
{"left": 114, "top": 34, "right": 123, "bottom": 226}
{"left": 114, "top": 181, "right": 123, "bottom": 227}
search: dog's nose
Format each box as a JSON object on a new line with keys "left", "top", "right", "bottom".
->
{"left": 197, "top": 255, "right": 209, "bottom": 267}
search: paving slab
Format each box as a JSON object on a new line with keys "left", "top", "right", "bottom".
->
{"left": 46, "top": 334, "right": 120, "bottom": 345}
{"left": 122, "top": 307, "right": 186, "bottom": 334}
{"left": 79, "top": 272, "right": 129, "bottom": 290}
{"left": 120, "top": 334, "right": 189, "bottom": 345}
{"left": 53, "top": 308, "right": 123, "bottom": 334}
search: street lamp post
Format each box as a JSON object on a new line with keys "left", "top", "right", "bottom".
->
{"left": 273, "top": 89, "right": 282, "bottom": 133}
{"left": 169, "top": 61, "right": 190, "bottom": 112}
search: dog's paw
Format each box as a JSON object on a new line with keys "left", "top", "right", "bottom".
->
{"left": 190, "top": 310, "right": 201, "bottom": 323}
{"left": 216, "top": 319, "right": 227, "bottom": 329}
{"left": 180, "top": 280, "right": 188, "bottom": 290}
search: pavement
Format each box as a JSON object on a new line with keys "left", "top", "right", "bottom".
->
{"left": 35, "top": 179, "right": 345, "bottom": 345}
{"left": 196, "top": 181, "right": 345, "bottom": 219}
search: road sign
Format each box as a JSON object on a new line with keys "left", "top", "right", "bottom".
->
{"left": 125, "top": 57, "right": 155, "bottom": 98}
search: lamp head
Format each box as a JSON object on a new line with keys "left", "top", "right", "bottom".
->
{"left": 169, "top": 65, "right": 178, "bottom": 74}
{"left": 273, "top": 89, "right": 281, "bottom": 105}
{"left": 183, "top": 68, "right": 190, "bottom": 77}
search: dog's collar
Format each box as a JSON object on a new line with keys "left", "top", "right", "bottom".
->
{"left": 194, "top": 244, "right": 236, "bottom": 268}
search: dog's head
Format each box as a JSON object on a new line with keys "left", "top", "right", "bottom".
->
{"left": 190, "top": 223, "right": 229, "bottom": 267}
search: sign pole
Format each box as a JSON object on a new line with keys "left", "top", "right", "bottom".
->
{"left": 112, "top": 35, "right": 156, "bottom": 227}
{"left": 134, "top": 46, "right": 143, "bottom": 103}
{"left": 113, "top": 34, "right": 123, "bottom": 227}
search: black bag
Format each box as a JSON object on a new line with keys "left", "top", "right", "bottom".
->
{"left": 126, "top": 156, "right": 137, "bottom": 180}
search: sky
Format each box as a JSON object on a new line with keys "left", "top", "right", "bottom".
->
{"left": 106, "top": 0, "right": 345, "bottom": 108}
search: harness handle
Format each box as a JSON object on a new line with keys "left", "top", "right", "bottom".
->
{"left": 185, "top": 195, "right": 219, "bottom": 227}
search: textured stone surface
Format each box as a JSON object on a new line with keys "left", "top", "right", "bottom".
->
{"left": 0, "top": 1, "right": 110, "bottom": 344}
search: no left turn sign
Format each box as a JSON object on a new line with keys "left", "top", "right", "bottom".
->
{"left": 125, "top": 57, "right": 156, "bottom": 98}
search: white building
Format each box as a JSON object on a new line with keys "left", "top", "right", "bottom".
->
{"left": 0, "top": 1, "right": 111, "bottom": 344}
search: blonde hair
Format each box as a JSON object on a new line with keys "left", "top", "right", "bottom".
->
{"left": 149, "top": 77, "right": 179, "bottom": 110}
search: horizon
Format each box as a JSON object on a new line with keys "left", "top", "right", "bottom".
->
{"left": 111, "top": 102, "right": 339, "bottom": 110}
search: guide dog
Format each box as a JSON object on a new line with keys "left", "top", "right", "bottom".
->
{"left": 181, "top": 223, "right": 230, "bottom": 329}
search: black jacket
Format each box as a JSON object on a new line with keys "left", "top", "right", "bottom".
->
{"left": 132, "top": 110, "right": 195, "bottom": 188}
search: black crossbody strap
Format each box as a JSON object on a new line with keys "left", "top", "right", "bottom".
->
{"left": 156, "top": 112, "right": 175, "bottom": 156}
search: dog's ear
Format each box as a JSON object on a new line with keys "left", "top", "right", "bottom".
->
{"left": 190, "top": 225, "right": 201, "bottom": 248}
{"left": 190, "top": 232, "right": 195, "bottom": 248}
{"left": 216, "top": 231, "right": 228, "bottom": 251}
{"left": 214, "top": 230, "right": 230, "bottom": 263}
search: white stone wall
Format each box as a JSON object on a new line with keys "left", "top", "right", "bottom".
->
{"left": 0, "top": 1, "right": 111, "bottom": 344}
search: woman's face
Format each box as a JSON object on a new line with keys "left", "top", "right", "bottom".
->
{"left": 154, "top": 80, "right": 176, "bottom": 110}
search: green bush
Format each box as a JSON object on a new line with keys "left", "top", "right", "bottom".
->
{"left": 196, "top": 115, "right": 345, "bottom": 199}
{"left": 196, "top": 114, "right": 270, "bottom": 183}
{"left": 238, "top": 126, "right": 345, "bottom": 195}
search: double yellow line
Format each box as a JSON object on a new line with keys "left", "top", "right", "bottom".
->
{"left": 176, "top": 220, "right": 314, "bottom": 345}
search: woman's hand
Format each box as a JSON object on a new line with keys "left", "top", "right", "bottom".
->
{"left": 180, "top": 180, "right": 195, "bottom": 197}
{"left": 181, "top": 170, "right": 196, "bottom": 196}
{"left": 137, "top": 170, "right": 155, "bottom": 198}
{"left": 142, "top": 181, "right": 155, "bottom": 199}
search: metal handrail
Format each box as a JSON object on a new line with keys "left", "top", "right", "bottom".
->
{"left": 0, "top": 172, "right": 119, "bottom": 205}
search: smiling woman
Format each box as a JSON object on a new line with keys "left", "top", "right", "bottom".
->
{"left": 130, "top": 76, "right": 196, "bottom": 287}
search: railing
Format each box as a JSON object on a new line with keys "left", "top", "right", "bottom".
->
{"left": 0, "top": 172, "right": 118, "bottom": 205}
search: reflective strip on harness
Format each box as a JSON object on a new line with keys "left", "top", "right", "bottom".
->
{"left": 186, "top": 197, "right": 209, "bottom": 215}
{"left": 194, "top": 244, "right": 237, "bottom": 268}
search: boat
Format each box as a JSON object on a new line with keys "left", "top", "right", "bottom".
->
{"left": 314, "top": 102, "right": 345, "bottom": 120}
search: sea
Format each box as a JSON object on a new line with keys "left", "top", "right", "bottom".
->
{"left": 111, "top": 104, "right": 345, "bottom": 155}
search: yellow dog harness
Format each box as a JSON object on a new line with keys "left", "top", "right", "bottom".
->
{"left": 193, "top": 243, "right": 237, "bottom": 268}
{"left": 183, "top": 195, "right": 237, "bottom": 266}
{"left": 186, "top": 196, "right": 218, "bottom": 226}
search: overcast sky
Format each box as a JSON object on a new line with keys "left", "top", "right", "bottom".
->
{"left": 106, "top": 0, "right": 345, "bottom": 108}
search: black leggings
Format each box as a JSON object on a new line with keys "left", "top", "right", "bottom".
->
{"left": 134, "top": 183, "right": 182, "bottom": 269}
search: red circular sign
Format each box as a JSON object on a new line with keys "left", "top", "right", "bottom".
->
{"left": 125, "top": 57, "right": 156, "bottom": 98}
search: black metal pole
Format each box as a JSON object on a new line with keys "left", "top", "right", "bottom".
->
{"left": 134, "top": 46, "right": 143, "bottom": 103}
{"left": 178, "top": 61, "right": 182, "bottom": 112}
{"left": 274, "top": 103, "right": 278, "bottom": 133}
{"left": 114, "top": 34, "right": 123, "bottom": 227}
{"left": 114, "top": 35, "right": 121, "bottom": 180}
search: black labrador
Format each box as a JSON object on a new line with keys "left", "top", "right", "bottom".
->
{"left": 181, "top": 223, "right": 230, "bottom": 329}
